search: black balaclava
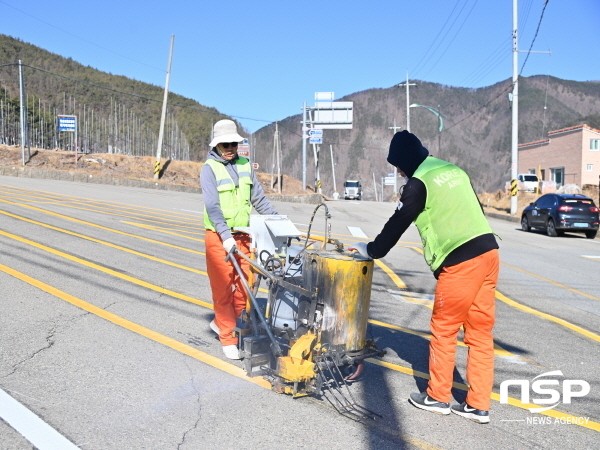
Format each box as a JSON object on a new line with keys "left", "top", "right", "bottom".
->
{"left": 386, "top": 130, "right": 429, "bottom": 177}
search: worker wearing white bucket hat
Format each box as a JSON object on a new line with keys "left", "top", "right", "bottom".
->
{"left": 201, "top": 119, "right": 278, "bottom": 360}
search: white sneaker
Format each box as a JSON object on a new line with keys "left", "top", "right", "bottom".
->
{"left": 222, "top": 345, "right": 240, "bottom": 360}
{"left": 209, "top": 319, "right": 220, "bottom": 335}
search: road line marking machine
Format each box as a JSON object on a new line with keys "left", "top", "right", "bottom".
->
{"left": 226, "top": 204, "right": 385, "bottom": 419}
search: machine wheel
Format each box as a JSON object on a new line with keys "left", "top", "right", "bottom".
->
{"left": 586, "top": 230, "right": 597, "bottom": 239}
{"left": 521, "top": 215, "right": 530, "bottom": 232}
{"left": 343, "top": 361, "right": 364, "bottom": 381}
{"left": 547, "top": 218, "right": 558, "bottom": 237}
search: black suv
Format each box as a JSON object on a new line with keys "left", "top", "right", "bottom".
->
{"left": 521, "top": 194, "right": 599, "bottom": 239}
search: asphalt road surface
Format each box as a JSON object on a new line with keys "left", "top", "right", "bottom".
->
{"left": 0, "top": 176, "right": 598, "bottom": 450}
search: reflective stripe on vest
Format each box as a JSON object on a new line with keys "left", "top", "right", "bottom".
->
{"left": 204, "top": 158, "right": 253, "bottom": 231}
{"left": 413, "top": 157, "right": 493, "bottom": 272}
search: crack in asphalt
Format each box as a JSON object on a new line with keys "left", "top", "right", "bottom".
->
{"left": 1, "top": 322, "right": 58, "bottom": 379}
{"left": 177, "top": 361, "right": 202, "bottom": 449}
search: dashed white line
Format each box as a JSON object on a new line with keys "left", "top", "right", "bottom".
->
{"left": 347, "top": 226, "right": 368, "bottom": 238}
{"left": 0, "top": 388, "right": 79, "bottom": 450}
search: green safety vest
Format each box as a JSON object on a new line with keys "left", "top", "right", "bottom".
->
{"left": 204, "top": 158, "right": 253, "bottom": 231}
{"left": 412, "top": 157, "right": 493, "bottom": 272}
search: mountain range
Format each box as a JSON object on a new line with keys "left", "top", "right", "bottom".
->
{"left": 1, "top": 34, "right": 599, "bottom": 198}
{"left": 251, "top": 77, "right": 600, "bottom": 198}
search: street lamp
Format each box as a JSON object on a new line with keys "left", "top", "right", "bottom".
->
{"left": 409, "top": 103, "right": 444, "bottom": 159}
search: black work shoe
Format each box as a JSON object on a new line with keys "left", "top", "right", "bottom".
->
{"left": 408, "top": 392, "right": 450, "bottom": 415}
{"left": 451, "top": 402, "right": 490, "bottom": 424}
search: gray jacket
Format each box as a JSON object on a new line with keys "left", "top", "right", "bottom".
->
{"left": 200, "top": 149, "right": 278, "bottom": 241}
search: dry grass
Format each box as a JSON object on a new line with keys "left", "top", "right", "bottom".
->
{"left": 0, "top": 145, "right": 308, "bottom": 195}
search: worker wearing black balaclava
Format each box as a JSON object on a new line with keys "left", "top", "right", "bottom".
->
{"left": 351, "top": 130, "right": 499, "bottom": 424}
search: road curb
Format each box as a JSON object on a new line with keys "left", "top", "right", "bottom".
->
{"left": 485, "top": 211, "right": 520, "bottom": 223}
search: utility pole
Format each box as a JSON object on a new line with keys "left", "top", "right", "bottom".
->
{"left": 397, "top": 73, "right": 416, "bottom": 199}
{"left": 388, "top": 118, "right": 403, "bottom": 197}
{"left": 510, "top": 0, "right": 550, "bottom": 214}
{"left": 18, "top": 60, "right": 29, "bottom": 166}
{"left": 329, "top": 144, "right": 337, "bottom": 195}
{"left": 372, "top": 172, "right": 378, "bottom": 202}
{"left": 398, "top": 72, "right": 416, "bottom": 133}
{"left": 154, "top": 35, "right": 175, "bottom": 179}
{"left": 271, "top": 122, "right": 282, "bottom": 194}
{"left": 302, "top": 102, "right": 307, "bottom": 190}
{"left": 510, "top": 0, "right": 519, "bottom": 215}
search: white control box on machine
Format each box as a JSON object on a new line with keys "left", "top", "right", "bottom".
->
{"left": 234, "top": 214, "right": 301, "bottom": 259}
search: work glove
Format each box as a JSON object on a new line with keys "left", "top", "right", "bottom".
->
{"left": 349, "top": 242, "right": 371, "bottom": 259}
{"left": 222, "top": 237, "right": 236, "bottom": 253}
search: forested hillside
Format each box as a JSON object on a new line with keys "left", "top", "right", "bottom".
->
{"left": 2, "top": 34, "right": 599, "bottom": 197}
{"left": 0, "top": 34, "right": 233, "bottom": 161}
{"left": 252, "top": 77, "right": 600, "bottom": 197}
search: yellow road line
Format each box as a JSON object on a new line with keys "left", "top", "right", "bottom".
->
{"left": 502, "top": 261, "right": 600, "bottom": 302}
{"left": 374, "top": 260, "right": 407, "bottom": 289}
{"left": 368, "top": 319, "right": 514, "bottom": 358}
{"left": 367, "top": 358, "right": 600, "bottom": 432}
{"left": 0, "top": 262, "right": 270, "bottom": 390}
{"left": 123, "top": 221, "right": 204, "bottom": 241}
{"left": 0, "top": 198, "right": 205, "bottom": 255}
{"left": 0, "top": 209, "right": 208, "bottom": 276}
{"left": 0, "top": 229, "right": 213, "bottom": 310}
{"left": 0, "top": 191, "right": 202, "bottom": 228}
{"left": 0, "top": 261, "right": 443, "bottom": 450}
{"left": 0, "top": 185, "right": 203, "bottom": 219}
{"left": 123, "top": 221, "right": 205, "bottom": 235}
{"left": 581, "top": 255, "right": 600, "bottom": 261}
{"left": 496, "top": 290, "right": 600, "bottom": 343}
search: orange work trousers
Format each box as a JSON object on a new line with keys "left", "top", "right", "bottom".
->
{"left": 426, "top": 249, "right": 499, "bottom": 411}
{"left": 205, "top": 230, "right": 251, "bottom": 346}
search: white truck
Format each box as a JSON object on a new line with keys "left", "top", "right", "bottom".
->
{"left": 518, "top": 174, "right": 539, "bottom": 192}
{"left": 343, "top": 180, "right": 363, "bottom": 200}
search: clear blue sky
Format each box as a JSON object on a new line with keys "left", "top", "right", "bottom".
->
{"left": 1, "top": 0, "right": 598, "bottom": 133}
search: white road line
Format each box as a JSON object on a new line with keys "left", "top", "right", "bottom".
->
{"left": 179, "top": 209, "right": 203, "bottom": 214}
{"left": 581, "top": 255, "right": 600, "bottom": 260}
{"left": 0, "top": 388, "right": 79, "bottom": 450}
{"left": 347, "top": 226, "right": 368, "bottom": 238}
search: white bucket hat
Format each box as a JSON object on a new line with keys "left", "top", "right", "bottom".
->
{"left": 209, "top": 119, "right": 244, "bottom": 147}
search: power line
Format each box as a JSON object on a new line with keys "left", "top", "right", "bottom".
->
{"left": 412, "top": 0, "right": 471, "bottom": 80}
{"left": 519, "top": 0, "right": 549, "bottom": 76}
{"left": 411, "top": 0, "right": 463, "bottom": 78}
{"left": 0, "top": 0, "right": 165, "bottom": 73}
{"left": 419, "top": 0, "right": 479, "bottom": 81}
{"left": 459, "top": 37, "right": 510, "bottom": 87}
{"left": 447, "top": 1, "right": 550, "bottom": 131}
{"left": 13, "top": 63, "right": 274, "bottom": 124}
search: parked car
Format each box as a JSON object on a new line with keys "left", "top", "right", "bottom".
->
{"left": 521, "top": 194, "right": 599, "bottom": 239}
{"left": 518, "top": 173, "right": 539, "bottom": 192}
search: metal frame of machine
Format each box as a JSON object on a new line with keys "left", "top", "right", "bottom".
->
{"left": 226, "top": 204, "right": 385, "bottom": 419}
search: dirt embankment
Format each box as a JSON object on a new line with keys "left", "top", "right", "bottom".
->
{"left": 0, "top": 145, "right": 308, "bottom": 196}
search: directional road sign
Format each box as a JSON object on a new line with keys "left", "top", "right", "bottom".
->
{"left": 309, "top": 137, "right": 323, "bottom": 144}
{"left": 308, "top": 129, "right": 323, "bottom": 137}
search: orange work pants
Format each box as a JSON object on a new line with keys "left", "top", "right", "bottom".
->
{"left": 426, "top": 249, "right": 499, "bottom": 411}
{"left": 205, "top": 230, "right": 251, "bottom": 346}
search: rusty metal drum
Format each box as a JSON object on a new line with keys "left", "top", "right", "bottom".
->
{"left": 302, "top": 249, "right": 374, "bottom": 352}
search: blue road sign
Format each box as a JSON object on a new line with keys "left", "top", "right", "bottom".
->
{"left": 309, "top": 137, "right": 323, "bottom": 144}
{"left": 58, "top": 116, "right": 77, "bottom": 132}
{"left": 308, "top": 129, "right": 323, "bottom": 137}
